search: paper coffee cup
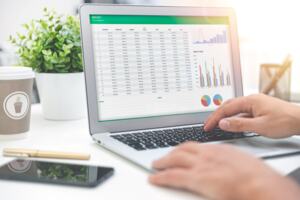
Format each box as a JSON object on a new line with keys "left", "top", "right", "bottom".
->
{"left": 0, "top": 66, "right": 34, "bottom": 139}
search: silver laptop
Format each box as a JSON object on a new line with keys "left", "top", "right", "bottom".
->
{"left": 80, "top": 4, "right": 300, "bottom": 171}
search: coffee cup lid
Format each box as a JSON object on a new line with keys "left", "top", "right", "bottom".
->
{"left": 0, "top": 66, "right": 35, "bottom": 80}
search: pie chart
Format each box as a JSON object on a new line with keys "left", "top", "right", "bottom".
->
{"left": 201, "top": 95, "right": 211, "bottom": 107}
{"left": 213, "top": 94, "right": 223, "bottom": 106}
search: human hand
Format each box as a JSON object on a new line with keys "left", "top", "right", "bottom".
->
{"left": 149, "top": 142, "right": 300, "bottom": 200}
{"left": 204, "top": 94, "right": 300, "bottom": 138}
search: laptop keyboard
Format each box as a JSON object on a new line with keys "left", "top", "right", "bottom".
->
{"left": 111, "top": 126, "right": 256, "bottom": 151}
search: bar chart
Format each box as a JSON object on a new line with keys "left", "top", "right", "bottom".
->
{"left": 193, "top": 30, "right": 227, "bottom": 45}
{"left": 198, "top": 58, "right": 231, "bottom": 88}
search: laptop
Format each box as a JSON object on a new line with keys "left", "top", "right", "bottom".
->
{"left": 80, "top": 4, "right": 300, "bottom": 171}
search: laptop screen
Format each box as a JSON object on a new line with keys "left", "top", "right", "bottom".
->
{"left": 89, "top": 15, "right": 235, "bottom": 121}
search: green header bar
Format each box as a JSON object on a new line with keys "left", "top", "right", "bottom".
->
{"left": 90, "top": 15, "right": 229, "bottom": 25}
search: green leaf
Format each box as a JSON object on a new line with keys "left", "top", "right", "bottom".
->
{"left": 40, "top": 20, "right": 48, "bottom": 29}
{"left": 23, "top": 23, "right": 30, "bottom": 30}
{"left": 55, "top": 24, "right": 62, "bottom": 32}
{"left": 42, "top": 50, "right": 49, "bottom": 55}
{"left": 17, "top": 33, "right": 25, "bottom": 40}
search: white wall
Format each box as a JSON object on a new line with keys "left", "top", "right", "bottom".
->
{"left": 0, "top": 0, "right": 83, "bottom": 50}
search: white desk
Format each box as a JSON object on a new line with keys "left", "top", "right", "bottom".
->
{"left": 0, "top": 105, "right": 300, "bottom": 200}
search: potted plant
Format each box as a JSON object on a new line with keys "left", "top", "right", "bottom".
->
{"left": 10, "top": 8, "right": 86, "bottom": 120}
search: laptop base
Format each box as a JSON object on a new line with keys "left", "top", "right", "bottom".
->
{"left": 94, "top": 133, "right": 300, "bottom": 171}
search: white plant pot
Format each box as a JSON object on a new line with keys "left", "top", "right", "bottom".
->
{"left": 35, "top": 72, "right": 86, "bottom": 120}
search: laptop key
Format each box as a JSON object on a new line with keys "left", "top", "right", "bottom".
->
{"left": 156, "top": 142, "right": 170, "bottom": 148}
{"left": 167, "top": 141, "right": 179, "bottom": 146}
{"left": 164, "top": 129, "right": 174, "bottom": 134}
{"left": 145, "top": 143, "right": 157, "bottom": 149}
{"left": 133, "top": 144, "right": 147, "bottom": 151}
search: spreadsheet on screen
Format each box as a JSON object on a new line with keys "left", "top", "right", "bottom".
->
{"left": 90, "top": 15, "right": 235, "bottom": 121}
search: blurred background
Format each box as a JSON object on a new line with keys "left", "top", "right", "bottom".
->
{"left": 1, "top": 0, "right": 299, "bottom": 98}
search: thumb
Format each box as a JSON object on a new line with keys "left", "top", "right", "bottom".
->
{"left": 219, "top": 117, "right": 258, "bottom": 132}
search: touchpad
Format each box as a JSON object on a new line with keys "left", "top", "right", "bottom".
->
{"left": 223, "top": 136, "right": 300, "bottom": 157}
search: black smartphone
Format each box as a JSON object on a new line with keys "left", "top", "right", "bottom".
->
{"left": 0, "top": 159, "right": 114, "bottom": 187}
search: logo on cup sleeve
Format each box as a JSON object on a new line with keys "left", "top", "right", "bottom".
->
{"left": 3, "top": 91, "right": 30, "bottom": 120}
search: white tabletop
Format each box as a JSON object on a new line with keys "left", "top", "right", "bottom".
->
{"left": 0, "top": 105, "right": 300, "bottom": 200}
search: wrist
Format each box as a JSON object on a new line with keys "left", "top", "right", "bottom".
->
{"left": 287, "top": 104, "right": 300, "bottom": 135}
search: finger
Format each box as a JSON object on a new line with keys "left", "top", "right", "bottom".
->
{"left": 175, "top": 142, "right": 201, "bottom": 154}
{"left": 152, "top": 151, "right": 196, "bottom": 170}
{"left": 204, "top": 97, "right": 252, "bottom": 131}
{"left": 204, "top": 98, "right": 243, "bottom": 130}
{"left": 204, "top": 98, "right": 234, "bottom": 124}
{"left": 218, "top": 116, "right": 261, "bottom": 132}
{"left": 235, "top": 113, "right": 253, "bottom": 118}
{"left": 149, "top": 168, "right": 192, "bottom": 190}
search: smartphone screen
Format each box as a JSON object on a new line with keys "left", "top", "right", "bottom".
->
{"left": 0, "top": 159, "right": 114, "bottom": 187}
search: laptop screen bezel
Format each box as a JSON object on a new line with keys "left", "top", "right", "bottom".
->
{"left": 79, "top": 4, "right": 243, "bottom": 135}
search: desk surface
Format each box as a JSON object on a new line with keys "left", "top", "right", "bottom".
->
{"left": 0, "top": 105, "right": 300, "bottom": 200}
